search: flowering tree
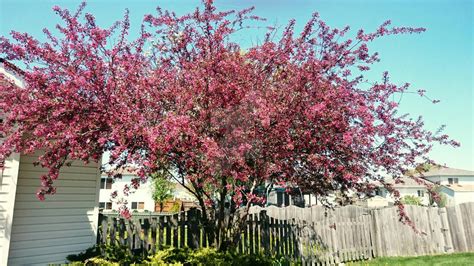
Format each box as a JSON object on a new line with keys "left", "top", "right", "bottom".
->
{"left": 0, "top": 1, "right": 458, "bottom": 249}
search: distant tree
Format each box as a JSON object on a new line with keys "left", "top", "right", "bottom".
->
{"left": 401, "top": 195, "right": 422, "bottom": 206}
{"left": 151, "top": 172, "right": 174, "bottom": 212}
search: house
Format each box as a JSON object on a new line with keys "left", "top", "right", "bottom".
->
{"left": 371, "top": 166, "right": 474, "bottom": 207}
{"left": 417, "top": 166, "right": 474, "bottom": 206}
{"left": 0, "top": 60, "right": 102, "bottom": 265}
{"left": 172, "top": 182, "right": 197, "bottom": 202}
{"left": 418, "top": 166, "right": 474, "bottom": 186}
{"left": 99, "top": 172, "right": 155, "bottom": 212}
{"left": 157, "top": 182, "right": 198, "bottom": 212}
{"left": 372, "top": 177, "right": 432, "bottom": 206}
{"left": 265, "top": 186, "right": 305, "bottom": 207}
{"left": 100, "top": 172, "right": 198, "bottom": 213}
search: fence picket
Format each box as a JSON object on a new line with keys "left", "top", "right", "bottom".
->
{"left": 171, "top": 214, "right": 178, "bottom": 247}
{"left": 179, "top": 211, "right": 185, "bottom": 248}
{"left": 150, "top": 217, "right": 157, "bottom": 253}
{"left": 142, "top": 218, "right": 150, "bottom": 252}
{"left": 158, "top": 216, "right": 163, "bottom": 248}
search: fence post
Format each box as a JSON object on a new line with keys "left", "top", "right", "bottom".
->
{"left": 439, "top": 207, "right": 454, "bottom": 253}
{"left": 118, "top": 219, "right": 126, "bottom": 247}
{"left": 187, "top": 208, "right": 200, "bottom": 249}
{"left": 370, "top": 209, "right": 382, "bottom": 258}
{"left": 109, "top": 217, "right": 117, "bottom": 246}
{"left": 142, "top": 218, "right": 151, "bottom": 254}
{"left": 150, "top": 217, "right": 157, "bottom": 253}
{"left": 180, "top": 209, "right": 186, "bottom": 248}
{"left": 97, "top": 213, "right": 104, "bottom": 245}
{"left": 260, "top": 210, "right": 270, "bottom": 255}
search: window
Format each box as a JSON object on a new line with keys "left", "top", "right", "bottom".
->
{"left": 276, "top": 192, "right": 283, "bottom": 207}
{"left": 99, "top": 202, "right": 112, "bottom": 210}
{"left": 448, "top": 178, "right": 459, "bottom": 185}
{"left": 131, "top": 202, "right": 145, "bottom": 210}
{"left": 284, "top": 193, "right": 290, "bottom": 206}
{"left": 417, "top": 190, "right": 425, "bottom": 197}
{"left": 100, "top": 178, "right": 113, "bottom": 189}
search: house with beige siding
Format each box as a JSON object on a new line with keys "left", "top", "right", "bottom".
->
{"left": 0, "top": 59, "right": 102, "bottom": 265}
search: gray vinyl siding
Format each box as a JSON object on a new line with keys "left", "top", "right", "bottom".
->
{"left": 7, "top": 153, "right": 100, "bottom": 265}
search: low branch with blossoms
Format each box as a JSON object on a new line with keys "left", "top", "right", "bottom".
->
{"left": 0, "top": 0, "right": 458, "bottom": 250}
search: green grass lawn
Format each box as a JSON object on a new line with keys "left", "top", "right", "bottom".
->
{"left": 348, "top": 252, "right": 474, "bottom": 266}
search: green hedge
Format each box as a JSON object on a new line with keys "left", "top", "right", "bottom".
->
{"left": 67, "top": 244, "right": 298, "bottom": 265}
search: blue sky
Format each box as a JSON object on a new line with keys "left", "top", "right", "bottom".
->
{"left": 1, "top": 0, "right": 473, "bottom": 170}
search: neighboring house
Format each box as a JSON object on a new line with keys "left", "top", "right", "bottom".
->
{"left": 440, "top": 184, "right": 474, "bottom": 206}
{"left": 100, "top": 173, "right": 198, "bottom": 213}
{"left": 266, "top": 186, "right": 305, "bottom": 207}
{"left": 418, "top": 166, "right": 474, "bottom": 206}
{"left": 0, "top": 60, "right": 102, "bottom": 265}
{"left": 419, "top": 166, "right": 474, "bottom": 186}
{"left": 173, "top": 182, "right": 197, "bottom": 202}
{"left": 165, "top": 182, "right": 198, "bottom": 212}
{"left": 99, "top": 172, "right": 155, "bottom": 212}
{"left": 371, "top": 166, "right": 474, "bottom": 207}
{"left": 373, "top": 177, "right": 432, "bottom": 206}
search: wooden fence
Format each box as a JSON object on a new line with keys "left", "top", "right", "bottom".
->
{"left": 98, "top": 202, "right": 474, "bottom": 264}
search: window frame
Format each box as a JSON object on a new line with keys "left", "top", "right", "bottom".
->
{"left": 417, "top": 190, "right": 425, "bottom": 197}
{"left": 100, "top": 177, "right": 113, "bottom": 189}
{"left": 448, "top": 178, "right": 459, "bottom": 185}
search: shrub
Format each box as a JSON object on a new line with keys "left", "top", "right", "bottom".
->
{"left": 67, "top": 244, "right": 140, "bottom": 265}
{"left": 66, "top": 246, "right": 100, "bottom": 263}
{"left": 68, "top": 245, "right": 293, "bottom": 265}
{"left": 147, "top": 247, "right": 277, "bottom": 265}
{"left": 401, "top": 195, "right": 422, "bottom": 206}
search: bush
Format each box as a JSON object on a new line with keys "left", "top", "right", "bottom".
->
{"left": 147, "top": 247, "right": 279, "bottom": 265}
{"left": 67, "top": 244, "right": 141, "bottom": 265}
{"left": 68, "top": 245, "right": 294, "bottom": 265}
{"left": 401, "top": 195, "right": 422, "bottom": 206}
{"left": 66, "top": 246, "right": 100, "bottom": 262}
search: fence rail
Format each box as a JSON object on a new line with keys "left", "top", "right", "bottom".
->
{"left": 98, "top": 202, "right": 474, "bottom": 264}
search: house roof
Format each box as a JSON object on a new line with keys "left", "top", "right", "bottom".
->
{"left": 0, "top": 58, "right": 25, "bottom": 75}
{"left": 415, "top": 166, "right": 474, "bottom": 177}
{"left": 1, "top": 59, "right": 24, "bottom": 89}
{"left": 443, "top": 184, "right": 474, "bottom": 192}
{"left": 373, "top": 177, "right": 433, "bottom": 188}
